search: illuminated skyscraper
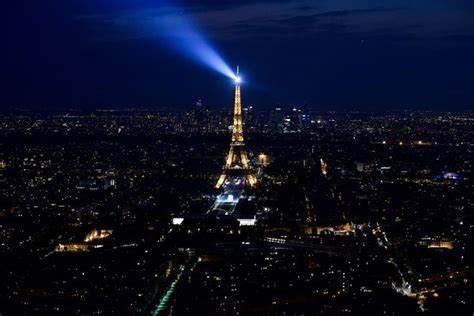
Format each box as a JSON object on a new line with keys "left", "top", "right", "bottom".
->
{"left": 215, "top": 67, "right": 257, "bottom": 188}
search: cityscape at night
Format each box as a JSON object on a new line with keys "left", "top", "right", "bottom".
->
{"left": 2, "top": 1, "right": 474, "bottom": 315}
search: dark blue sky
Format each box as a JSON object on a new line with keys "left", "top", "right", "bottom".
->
{"left": 2, "top": 0, "right": 474, "bottom": 110}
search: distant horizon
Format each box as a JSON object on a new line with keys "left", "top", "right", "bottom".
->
{"left": 1, "top": 104, "right": 472, "bottom": 114}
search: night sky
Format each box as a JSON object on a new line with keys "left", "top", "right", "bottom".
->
{"left": 3, "top": 0, "right": 474, "bottom": 110}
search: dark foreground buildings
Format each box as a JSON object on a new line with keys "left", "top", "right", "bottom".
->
{"left": 0, "top": 108, "right": 473, "bottom": 315}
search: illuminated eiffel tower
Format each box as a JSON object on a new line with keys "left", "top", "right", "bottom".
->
{"left": 215, "top": 67, "right": 257, "bottom": 189}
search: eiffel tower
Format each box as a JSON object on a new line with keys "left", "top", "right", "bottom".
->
{"left": 215, "top": 67, "right": 257, "bottom": 189}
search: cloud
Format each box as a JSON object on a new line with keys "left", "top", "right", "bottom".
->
{"left": 75, "top": 0, "right": 474, "bottom": 44}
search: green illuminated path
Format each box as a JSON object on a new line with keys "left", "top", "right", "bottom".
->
{"left": 151, "top": 260, "right": 199, "bottom": 316}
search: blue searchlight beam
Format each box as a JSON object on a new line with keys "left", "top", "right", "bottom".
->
{"left": 155, "top": 2, "right": 236, "bottom": 80}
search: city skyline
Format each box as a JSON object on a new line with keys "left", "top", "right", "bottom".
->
{"left": 1, "top": 107, "right": 472, "bottom": 315}
{"left": 1, "top": 2, "right": 474, "bottom": 315}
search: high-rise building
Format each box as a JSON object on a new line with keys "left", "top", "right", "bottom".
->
{"left": 269, "top": 105, "right": 284, "bottom": 133}
{"left": 283, "top": 106, "right": 308, "bottom": 133}
{"left": 195, "top": 99, "right": 203, "bottom": 108}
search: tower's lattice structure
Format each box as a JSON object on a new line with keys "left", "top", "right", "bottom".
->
{"left": 215, "top": 67, "right": 257, "bottom": 189}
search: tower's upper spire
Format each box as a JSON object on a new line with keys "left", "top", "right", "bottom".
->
{"left": 234, "top": 66, "right": 241, "bottom": 84}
